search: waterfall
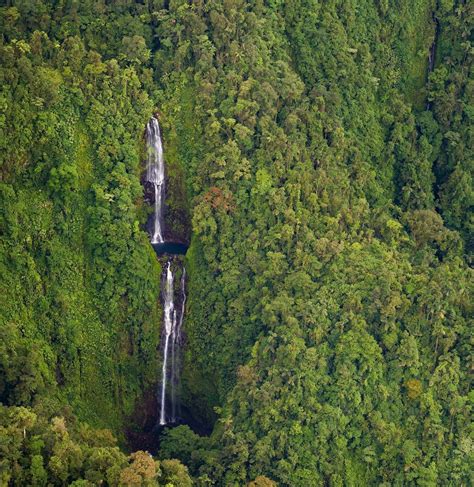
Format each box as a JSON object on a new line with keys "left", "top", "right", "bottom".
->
{"left": 146, "top": 117, "right": 165, "bottom": 244}
{"left": 171, "top": 268, "right": 186, "bottom": 423}
{"left": 159, "top": 262, "right": 175, "bottom": 425}
{"left": 159, "top": 261, "right": 186, "bottom": 425}
{"left": 145, "top": 115, "right": 187, "bottom": 427}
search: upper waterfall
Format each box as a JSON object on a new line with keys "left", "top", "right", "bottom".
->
{"left": 145, "top": 117, "right": 165, "bottom": 244}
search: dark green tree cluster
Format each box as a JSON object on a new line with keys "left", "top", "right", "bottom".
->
{"left": 0, "top": 405, "right": 192, "bottom": 486}
{"left": 427, "top": 1, "right": 473, "bottom": 252}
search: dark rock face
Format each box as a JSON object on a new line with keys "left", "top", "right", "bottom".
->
{"left": 125, "top": 385, "right": 160, "bottom": 453}
{"left": 152, "top": 241, "right": 188, "bottom": 256}
{"left": 142, "top": 173, "right": 190, "bottom": 246}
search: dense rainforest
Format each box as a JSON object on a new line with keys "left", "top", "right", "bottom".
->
{"left": 0, "top": 0, "right": 472, "bottom": 486}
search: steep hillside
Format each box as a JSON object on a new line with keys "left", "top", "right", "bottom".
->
{"left": 0, "top": 1, "right": 472, "bottom": 486}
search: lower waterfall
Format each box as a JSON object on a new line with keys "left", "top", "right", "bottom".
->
{"left": 144, "top": 115, "right": 188, "bottom": 428}
{"left": 159, "top": 259, "right": 186, "bottom": 426}
{"left": 171, "top": 267, "right": 186, "bottom": 423}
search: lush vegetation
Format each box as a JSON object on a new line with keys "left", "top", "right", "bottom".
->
{"left": 0, "top": 0, "right": 472, "bottom": 486}
{"left": 0, "top": 405, "right": 193, "bottom": 486}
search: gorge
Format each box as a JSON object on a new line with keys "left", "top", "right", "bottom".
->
{"left": 145, "top": 116, "right": 188, "bottom": 428}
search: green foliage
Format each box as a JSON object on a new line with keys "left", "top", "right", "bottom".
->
{"left": 0, "top": 406, "right": 192, "bottom": 486}
{"left": 151, "top": 0, "right": 472, "bottom": 485}
{"left": 0, "top": 1, "right": 472, "bottom": 486}
{"left": 427, "top": 1, "right": 473, "bottom": 253}
{"left": 0, "top": 1, "right": 160, "bottom": 434}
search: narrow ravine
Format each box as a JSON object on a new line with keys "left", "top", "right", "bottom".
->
{"left": 145, "top": 115, "right": 188, "bottom": 427}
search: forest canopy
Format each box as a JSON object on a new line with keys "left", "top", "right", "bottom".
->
{"left": 0, "top": 0, "right": 472, "bottom": 486}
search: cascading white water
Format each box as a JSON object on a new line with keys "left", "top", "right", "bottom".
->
{"left": 171, "top": 268, "right": 186, "bottom": 423}
{"left": 145, "top": 117, "right": 165, "bottom": 244}
{"left": 145, "top": 115, "right": 187, "bottom": 426}
{"left": 159, "top": 261, "right": 186, "bottom": 425}
{"left": 160, "top": 262, "right": 175, "bottom": 425}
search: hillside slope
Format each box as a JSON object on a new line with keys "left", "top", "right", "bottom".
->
{"left": 0, "top": 1, "right": 472, "bottom": 486}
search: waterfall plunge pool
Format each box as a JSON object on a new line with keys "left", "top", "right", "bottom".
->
{"left": 152, "top": 241, "right": 188, "bottom": 256}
